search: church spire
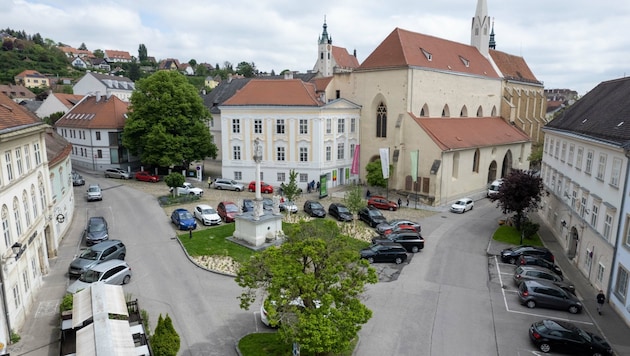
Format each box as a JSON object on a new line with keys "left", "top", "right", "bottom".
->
{"left": 489, "top": 18, "right": 496, "bottom": 50}
{"left": 470, "top": 0, "right": 490, "bottom": 56}
{"left": 319, "top": 16, "right": 332, "bottom": 45}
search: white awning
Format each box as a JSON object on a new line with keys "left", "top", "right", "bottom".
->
{"left": 76, "top": 319, "right": 136, "bottom": 356}
{"left": 72, "top": 283, "right": 128, "bottom": 328}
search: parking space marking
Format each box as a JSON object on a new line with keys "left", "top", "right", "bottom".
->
{"left": 493, "top": 256, "right": 593, "bottom": 326}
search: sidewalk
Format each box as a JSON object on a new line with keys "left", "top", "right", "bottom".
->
{"left": 488, "top": 214, "right": 630, "bottom": 356}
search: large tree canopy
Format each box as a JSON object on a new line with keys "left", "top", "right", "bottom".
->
{"left": 123, "top": 70, "right": 217, "bottom": 167}
{"left": 490, "top": 169, "right": 543, "bottom": 230}
{"left": 236, "top": 220, "right": 377, "bottom": 355}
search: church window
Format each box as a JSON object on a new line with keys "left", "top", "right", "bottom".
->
{"left": 376, "top": 103, "right": 387, "bottom": 138}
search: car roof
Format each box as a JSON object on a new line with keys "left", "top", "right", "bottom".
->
{"left": 88, "top": 239, "right": 123, "bottom": 251}
{"left": 196, "top": 204, "right": 213, "bottom": 209}
{"left": 517, "top": 265, "right": 557, "bottom": 274}
{"left": 89, "top": 216, "right": 105, "bottom": 221}
{"left": 89, "top": 259, "right": 128, "bottom": 272}
{"left": 220, "top": 201, "right": 236, "bottom": 205}
{"left": 174, "top": 208, "right": 189, "bottom": 213}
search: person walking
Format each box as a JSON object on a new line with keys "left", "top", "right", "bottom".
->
{"left": 596, "top": 290, "right": 606, "bottom": 315}
{"left": 406, "top": 194, "right": 410, "bottom": 207}
{"left": 366, "top": 190, "right": 371, "bottom": 199}
{"left": 397, "top": 198, "right": 402, "bottom": 207}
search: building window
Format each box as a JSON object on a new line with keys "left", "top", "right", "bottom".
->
{"left": 376, "top": 102, "right": 387, "bottom": 137}
{"left": 97, "top": 150, "right": 102, "bottom": 158}
{"left": 22, "top": 270, "right": 29, "bottom": 292}
{"left": 13, "top": 198, "right": 22, "bottom": 237}
{"left": 299, "top": 119, "right": 308, "bottom": 134}
{"left": 31, "top": 186, "right": 38, "bottom": 218}
{"left": 597, "top": 263, "right": 605, "bottom": 283}
{"left": 337, "top": 143, "right": 344, "bottom": 159}
{"left": 39, "top": 181, "right": 46, "bottom": 212}
{"left": 596, "top": 153, "right": 607, "bottom": 180}
{"left": 473, "top": 149, "right": 480, "bottom": 173}
{"left": 2, "top": 206, "right": 10, "bottom": 248}
{"left": 276, "top": 119, "right": 285, "bottom": 134}
{"left": 579, "top": 196, "right": 587, "bottom": 218}
{"left": 232, "top": 119, "right": 240, "bottom": 134}
{"left": 254, "top": 119, "right": 262, "bottom": 134}
{"left": 277, "top": 172, "right": 285, "bottom": 182}
{"left": 23, "top": 145, "right": 30, "bottom": 171}
{"left": 233, "top": 146, "right": 241, "bottom": 160}
{"left": 615, "top": 266, "right": 629, "bottom": 301}
{"left": 299, "top": 147, "right": 308, "bottom": 162}
{"left": 351, "top": 118, "right": 356, "bottom": 133}
{"left": 34, "top": 142, "right": 42, "bottom": 165}
{"left": 611, "top": 157, "right": 622, "bottom": 187}
{"left": 22, "top": 192, "right": 30, "bottom": 227}
{"left": 560, "top": 142, "right": 566, "bottom": 162}
{"left": 567, "top": 144, "right": 574, "bottom": 166}
{"left": 338, "top": 118, "right": 345, "bottom": 133}
{"left": 15, "top": 148, "right": 22, "bottom": 176}
{"left": 326, "top": 146, "right": 331, "bottom": 161}
{"left": 350, "top": 143, "right": 356, "bottom": 158}
{"left": 234, "top": 171, "right": 242, "bottom": 180}
{"left": 604, "top": 213, "right": 613, "bottom": 241}
{"left": 585, "top": 150, "right": 593, "bottom": 174}
{"left": 576, "top": 147, "right": 583, "bottom": 170}
{"left": 276, "top": 147, "right": 285, "bottom": 161}
{"left": 299, "top": 173, "right": 308, "bottom": 183}
{"left": 12, "top": 284, "right": 20, "bottom": 309}
{"left": 96, "top": 131, "right": 101, "bottom": 140}
{"left": 326, "top": 119, "right": 332, "bottom": 134}
{"left": 5, "top": 151, "right": 13, "bottom": 181}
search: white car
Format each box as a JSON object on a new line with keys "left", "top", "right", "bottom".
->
{"left": 450, "top": 198, "right": 474, "bottom": 213}
{"left": 67, "top": 260, "right": 132, "bottom": 293}
{"left": 194, "top": 204, "right": 222, "bottom": 226}
{"left": 279, "top": 200, "right": 298, "bottom": 213}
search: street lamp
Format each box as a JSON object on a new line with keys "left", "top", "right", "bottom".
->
{"left": 11, "top": 242, "right": 24, "bottom": 261}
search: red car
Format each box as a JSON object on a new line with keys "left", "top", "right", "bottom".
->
{"left": 217, "top": 201, "right": 240, "bottom": 223}
{"left": 248, "top": 181, "right": 274, "bottom": 194}
{"left": 135, "top": 171, "right": 160, "bottom": 182}
{"left": 368, "top": 196, "right": 398, "bottom": 211}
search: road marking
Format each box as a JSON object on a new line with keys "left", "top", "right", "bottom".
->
{"left": 35, "top": 300, "right": 60, "bottom": 318}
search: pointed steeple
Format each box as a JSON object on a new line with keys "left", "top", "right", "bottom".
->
{"left": 319, "top": 16, "right": 332, "bottom": 45}
{"left": 470, "top": 0, "right": 490, "bottom": 56}
{"left": 314, "top": 16, "right": 334, "bottom": 77}
{"left": 489, "top": 18, "right": 496, "bottom": 50}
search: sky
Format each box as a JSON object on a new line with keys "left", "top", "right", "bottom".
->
{"left": 2, "top": 0, "right": 630, "bottom": 96}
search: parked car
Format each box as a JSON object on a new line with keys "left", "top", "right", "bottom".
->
{"left": 513, "top": 265, "right": 575, "bottom": 293}
{"left": 217, "top": 201, "right": 240, "bottom": 222}
{"left": 360, "top": 242, "right": 408, "bottom": 264}
{"left": 367, "top": 196, "right": 398, "bottom": 211}
{"left": 170, "top": 208, "right": 197, "bottom": 230}
{"left": 372, "top": 231, "right": 425, "bottom": 253}
{"left": 487, "top": 179, "right": 503, "bottom": 197}
{"left": 376, "top": 219, "right": 421, "bottom": 235}
{"left": 279, "top": 199, "right": 298, "bottom": 213}
{"left": 212, "top": 178, "right": 244, "bottom": 192}
{"left": 84, "top": 216, "right": 109, "bottom": 246}
{"left": 66, "top": 260, "right": 132, "bottom": 293}
{"left": 358, "top": 207, "right": 388, "bottom": 227}
{"left": 304, "top": 200, "right": 326, "bottom": 218}
{"left": 86, "top": 184, "right": 103, "bottom": 202}
{"left": 193, "top": 204, "right": 222, "bottom": 226}
{"left": 262, "top": 198, "right": 274, "bottom": 211}
{"left": 517, "top": 255, "right": 562, "bottom": 276}
{"left": 135, "top": 171, "right": 160, "bottom": 182}
{"left": 328, "top": 203, "right": 353, "bottom": 222}
{"left": 450, "top": 198, "right": 474, "bottom": 213}
{"left": 72, "top": 171, "right": 85, "bottom": 186}
{"left": 529, "top": 319, "right": 613, "bottom": 355}
{"left": 170, "top": 182, "right": 204, "bottom": 196}
{"left": 248, "top": 181, "right": 274, "bottom": 194}
{"left": 501, "top": 245, "right": 555, "bottom": 264}
{"left": 242, "top": 199, "right": 255, "bottom": 212}
{"left": 68, "top": 240, "right": 126, "bottom": 277}
{"left": 104, "top": 168, "right": 130, "bottom": 179}
{"left": 518, "top": 280, "right": 582, "bottom": 314}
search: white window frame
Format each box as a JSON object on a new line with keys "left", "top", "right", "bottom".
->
{"left": 611, "top": 157, "right": 622, "bottom": 187}
{"left": 254, "top": 119, "right": 262, "bottom": 134}
{"left": 232, "top": 119, "right": 240, "bottom": 134}
{"left": 299, "top": 119, "right": 308, "bottom": 135}
{"left": 233, "top": 146, "right": 241, "bottom": 160}
{"left": 585, "top": 149, "right": 594, "bottom": 174}
{"left": 596, "top": 153, "right": 607, "bottom": 180}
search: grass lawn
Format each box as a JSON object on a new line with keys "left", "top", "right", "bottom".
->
{"left": 176, "top": 224, "right": 257, "bottom": 264}
{"left": 493, "top": 225, "right": 543, "bottom": 246}
{"left": 238, "top": 332, "right": 357, "bottom": 356}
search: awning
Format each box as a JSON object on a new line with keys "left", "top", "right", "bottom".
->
{"left": 76, "top": 319, "right": 136, "bottom": 356}
{"left": 72, "top": 282, "right": 128, "bottom": 328}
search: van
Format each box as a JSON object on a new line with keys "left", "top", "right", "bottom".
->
{"left": 487, "top": 179, "right": 503, "bottom": 197}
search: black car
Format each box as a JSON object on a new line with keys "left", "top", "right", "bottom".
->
{"left": 242, "top": 199, "right": 254, "bottom": 212}
{"left": 529, "top": 319, "right": 613, "bottom": 355}
{"left": 517, "top": 255, "right": 562, "bottom": 276}
{"left": 513, "top": 266, "right": 575, "bottom": 294}
{"left": 304, "top": 200, "right": 326, "bottom": 218}
{"left": 84, "top": 216, "right": 109, "bottom": 246}
{"left": 372, "top": 231, "right": 425, "bottom": 253}
{"left": 328, "top": 203, "right": 353, "bottom": 222}
{"left": 501, "top": 245, "right": 554, "bottom": 264}
{"left": 360, "top": 242, "right": 408, "bottom": 264}
{"left": 358, "top": 207, "right": 387, "bottom": 227}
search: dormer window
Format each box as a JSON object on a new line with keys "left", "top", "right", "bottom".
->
{"left": 420, "top": 48, "right": 432, "bottom": 61}
{"left": 459, "top": 56, "right": 470, "bottom": 67}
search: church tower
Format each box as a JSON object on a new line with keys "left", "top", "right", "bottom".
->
{"left": 314, "top": 18, "right": 333, "bottom": 77}
{"left": 470, "top": 0, "right": 491, "bottom": 56}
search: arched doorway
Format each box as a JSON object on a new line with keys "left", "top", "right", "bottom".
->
{"left": 487, "top": 161, "right": 497, "bottom": 183}
{"left": 501, "top": 150, "right": 513, "bottom": 177}
{"left": 567, "top": 226, "right": 579, "bottom": 259}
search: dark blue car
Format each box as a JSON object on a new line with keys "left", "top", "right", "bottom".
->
{"left": 171, "top": 208, "right": 197, "bottom": 230}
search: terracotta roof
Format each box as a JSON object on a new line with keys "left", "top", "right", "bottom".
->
{"left": 332, "top": 46, "right": 359, "bottom": 69}
{"left": 412, "top": 115, "right": 530, "bottom": 151}
{"left": 546, "top": 100, "right": 563, "bottom": 113}
{"left": 222, "top": 79, "right": 323, "bottom": 106}
{"left": 52, "top": 93, "right": 84, "bottom": 109}
{"left": 45, "top": 127, "right": 72, "bottom": 166}
{"left": 104, "top": 50, "right": 132, "bottom": 60}
{"left": 359, "top": 28, "right": 499, "bottom": 79}
{"left": 489, "top": 49, "right": 541, "bottom": 84}
{"left": 202, "top": 77, "right": 252, "bottom": 114}
{"left": 15, "top": 69, "right": 46, "bottom": 78}
{"left": 55, "top": 95, "right": 129, "bottom": 129}
{"left": 58, "top": 46, "right": 94, "bottom": 57}
{"left": 545, "top": 77, "right": 630, "bottom": 145}
{"left": 310, "top": 77, "right": 333, "bottom": 92}
{"left": 0, "top": 84, "right": 36, "bottom": 99}
{"left": 0, "top": 93, "right": 43, "bottom": 131}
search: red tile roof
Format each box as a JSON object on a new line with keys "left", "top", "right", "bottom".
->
{"left": 310, "top": 77, "right": 333, "bottom": 93}
{"left": 15, "top": 69, "right": 46, "bottom": 78}
{"left": 0, "top": 93, "right": 42, "bottom": 130}
{"left": 332, "top": 46, "right": 359, "bottom": 69}
{"left": 222, "top": 79, "right": 324, "bottom": 106}
{"left": 104, "top": 50, "right": 132, "bottom": 60}
{"left": 359, "top": 28, "right": 499, "bottom": 79}
{"left": 55, "top": 95, "right": 129, "bottom": 129}
{"left": 45, "top": 127, "right": 72, "bottom": 166}
{"left": 0, "top": 84, "right": 36, "bottom": 99}
{"left": 489, "top": 49, "right": 541, "bottom": 84}
{"left": 52, "top": 93, "right": 84, "bottom": 109}
{"left": 411, "top": 115, "right": 530, "bottom": 151}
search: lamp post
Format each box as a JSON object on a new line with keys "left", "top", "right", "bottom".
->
{"left": 253, "top": 137, "right": 263, "bottom": 220}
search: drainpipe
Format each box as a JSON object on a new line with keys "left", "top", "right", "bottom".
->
{"left": 607, "top": 148, "right": 630, "bottom": 302}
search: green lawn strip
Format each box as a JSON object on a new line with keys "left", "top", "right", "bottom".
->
{"left": 492, "top": 225, "right": 543, "bottom": 246}
{"left": 177, "top": 224, "right": 256, "bottom": 264}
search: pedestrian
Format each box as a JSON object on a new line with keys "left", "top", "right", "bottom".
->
{"left": 406, "top": 194, "right": 410, "bottom": 206}
{"left": 596, "top": 290, "right": 606, "bottom": 315}
{"left": 316, "top": 181, "right": 320, "bottom": 192}
{"left": 189, "top": 228, "right": 193, "bottom": 239}
{"left": 366, "top": 189, "right": 371, "bottom": 198}
{"left": 207, "top": 176, "right": 212, "bottom": 188}
{"left": 398, "top": 198, "right": 402, "bottom": 207}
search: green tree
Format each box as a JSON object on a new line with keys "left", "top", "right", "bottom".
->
{"left": 138, "top": 44, "right": 148, "bottom": 62}
{"left": 365, "top": 160, "right": 392, "bottom": 188}
{"left": 127, "top": 59, "right": 141, "bottom": 81}
{"left": 93, "top": 49, "right": 104, "bottom": 58}
{"left": 528, "top": 143, "right": 543, "bottom": 170}
{"left": 236, "top": 219, "right": 377, "bottom": 355}
{"left": 123, "top": 70, "right": 217, "bottom": 167}
{"left": 188, "top": 59, "right": 197, "bottom": 67}
{"left": 164, "top": 173, "right": 185, "bottom": 197}
{"left": 343, "top": 184, "right": 366, "bottom": 221}
{"left": 78, "top": 42, "right": 87, "bottom": 50}
{"left": 236, "top": 61, "right": 256, "bottom": 77}
{"left": 43, "top": 111, "right": 65, "bottom": 125}
{"left": 281, "top": 169, "right": 301, "bottom": 203}
{"left": 150, "top": 314, "right": 180, "bottom": 356}
{"left": 489, "top": 169, "right": 543, "bottom": 231}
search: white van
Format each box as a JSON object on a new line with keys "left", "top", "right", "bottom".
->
{"left": 487, "top": 179, "right": 503, "bottom": 197}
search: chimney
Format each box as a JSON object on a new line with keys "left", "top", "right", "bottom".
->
{"left": 227, "top": 73, "right": 233, "bottom": 83}
{"left": 353, "top": 49, "right": 357, "bottom": 57}
{"left": 284, "top": 71, "right": 293, "bottom": 80}
{"left": 94, "top": 91, "right": 100, "bottom": 102}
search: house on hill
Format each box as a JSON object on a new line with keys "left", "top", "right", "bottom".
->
{"left": 73, "top": 72, "right": 135, "bottom": 102}
{"left": 14, "top": 70, "right": 50, "bottom": 88}
{"left": 0, "top": 84, "right": 36, "bottom": 103}
{"left": 104, "top": 49, "right": 132, "bottom": 63}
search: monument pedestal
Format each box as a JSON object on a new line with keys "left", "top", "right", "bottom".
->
{"left": 233, "top": 212, "right": 283, "bottom": 247}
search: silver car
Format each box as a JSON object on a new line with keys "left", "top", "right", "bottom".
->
{"left": 193, "top": 204, "right": 222, "bottom": 226}
{"left": 104, "top": 168, "right": 130, "bottom": 179}
{"left": 66, "top": 259, "right": 132, "bottom": 293}
{"left": 212, "top": 178, "right": 244, "bottom": 192}
{"left": 68, "top": 240, "right": 126, "bottom": 277}
{"left": 86, "top": 184, "right": 103, "bottom": 201}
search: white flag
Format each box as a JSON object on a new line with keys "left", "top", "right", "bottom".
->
{"left": 379, "top": 148, "right": 390, "bottom": 179}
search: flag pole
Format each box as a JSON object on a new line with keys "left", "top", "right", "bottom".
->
{"left": 415, "top": 150, "right": 419, "bottom": 208}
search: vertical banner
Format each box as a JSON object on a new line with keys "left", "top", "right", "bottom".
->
{"left": 351, "top": 144, "right": 360, "bottom": 175}
{"left": 319, "top": 174, "right": 328, "bottom": 198}
{"left": 410, "top": 150, "right": 418, "bottom": 182}
{"left": 379, "top": 148, "right": 390, "bottom": 179}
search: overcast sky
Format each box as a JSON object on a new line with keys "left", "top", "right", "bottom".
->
{"left": 3, "top": 0, "right": 630, "bottom": 95}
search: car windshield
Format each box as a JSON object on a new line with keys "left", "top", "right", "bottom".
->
{"left": 79, "top": 269, "right": 102, "bottom": 283}
{"left": 455, "top": 200, "right": 465, "bottom": 205}
{"left": 312, "top": 202, "right": 324, "bottom": 209}
{"left": 89, "top": 222, "right": 106, "bottom": 232}
{"left": 79, "top": 249, "right": 100, "bottom": 260}
{"left": 369, "top": 210, "right": 383, "bottom": 217}
{"left": 202, "top": 208, "right": 216, "bottom": 215}
{"left": 225, "top": 204, "right": 239, "bottom": 212}
{"left": 337, "top": 206, "right": 349, "bottom": 213}
{"left": 88, "top": 187, "right": 100, "bottom": 192}
{"left": 179, "top": 211, "right": 193, "bottom": 219}
{"left": 576, "top": 328, "right": 592, "bottom": 343}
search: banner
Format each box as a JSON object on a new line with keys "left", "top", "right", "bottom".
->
{"left": 351, "top": 144, "right": 360, "bottom": 175}
{"left": 379, "top": 148, "right": 390, "bottom": 179}
{"left": 410, "top": 150, "right": 418, "bottom": 182}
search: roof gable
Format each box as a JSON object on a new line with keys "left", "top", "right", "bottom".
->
{"left": 359, "top": 28, "right": 499, "bottom": 79}
{"left": 222, "top": 79, "right": 323, "bottom": 106}
{"left": 55, "top": 95, "right": 129, "bottom": 129}
{"left": 332, "top": 46, "right": 359, "bottom": 69}
{"left": 489, "top": 49, "right": 541, "bottom": 85}
{"left": 0, "top": 93, "right": 42, "bottom": 130}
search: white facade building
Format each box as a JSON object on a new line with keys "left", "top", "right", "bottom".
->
{"left": 73, "top": 72, "right": 135, "bottom": 102}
